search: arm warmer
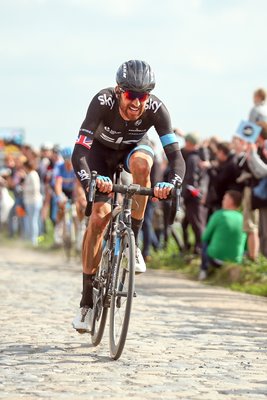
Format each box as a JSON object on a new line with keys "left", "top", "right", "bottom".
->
{"left": 164, "top": 143, "right": 186, "bottom": 184}
{"left": 71, "top": 144, "right": 91, "bottom": 191}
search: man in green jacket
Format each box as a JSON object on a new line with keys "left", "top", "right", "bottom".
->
{"left": 199, "top": 190, "right": 247, "bottom": 280}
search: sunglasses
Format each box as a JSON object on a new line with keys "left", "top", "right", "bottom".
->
{"left": 120, "top": 89, "right": 149, "bottom": 102}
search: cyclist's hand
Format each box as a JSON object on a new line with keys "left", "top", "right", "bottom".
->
{"left": 56, "top": 193, "right": 67, "bottom": 205}
{"left": 153, "top": 182, "right": 174, "bottom": 200}
{"left": 96, "top": 175, "right": 113, "bottom": 193}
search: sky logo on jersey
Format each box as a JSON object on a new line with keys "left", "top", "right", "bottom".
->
{"left": 98, "top": 94, "right": 115, "bottom": 110}
{"left": 77, "top": 169, "right": 90, "bottom": 182}
{"left": 145, "top": 98, "right": 162, "bottom": 113}
{"left": 76, "top": 134, "right": 92, "bottom": 149}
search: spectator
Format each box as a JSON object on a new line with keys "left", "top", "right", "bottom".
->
{"left": 41, "top": 145, "right": 63, "bottom": 229}
{"left": 53, "top": 147, "right": 76, "bottom": 247}
{"left": 199, "top": 190, "right": 247, "bottom": 281}
{"left": 23, "top": 159, "right": 43, "bottom": 247}
{"left": 181, "top": 132, "right": 208, "bottom": 255}
{"left": 249, "top": 88, "right": 267, "bottom": 125}
{"left": 7, "top": 155, "right": 27, "bottom": 238}
{"left": 38, "top": 142, "right": 53, "bottom": 198}
{"left": 247, "top": 138, "right": 267, "bottom": 257}
{"left": 234, "top": 90, "right": 267, "bottom": 261}
{"left": 0, "top": 168, "right": 14, "bottom": 227}
{"left": 207, "top": 142, "right": 241, "bottom": 213}
{"left": 199, "top": 136, "right": 221, "bottom": 219}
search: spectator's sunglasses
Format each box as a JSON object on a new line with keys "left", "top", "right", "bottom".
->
{"left": 119, "top": 88, "right": 150, "bottom": 102}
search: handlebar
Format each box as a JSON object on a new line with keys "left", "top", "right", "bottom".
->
{"left": 85, "top": 171, "right": 181, "bottom": 225}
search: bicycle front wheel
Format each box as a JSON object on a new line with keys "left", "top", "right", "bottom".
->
{"left": 91, "top": 247, "right": 109, "bottom": 346}
{"left": 109, "top": 227, "right": 135, "bottom": 360}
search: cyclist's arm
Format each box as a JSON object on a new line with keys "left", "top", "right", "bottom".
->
{"left": 54, "top": 175, "right": 63, "bottom": 197}
{"left": 163, "top": 141, "right": 186, "bottom": 184}
{"left": 71, "top": 91, "right": 104, "bottom": 191}
{"left": 71, "top": 144, "right": 91, "bottom": 192}
{"left": 153, "top": 100, "right": 186, "bottom": 184}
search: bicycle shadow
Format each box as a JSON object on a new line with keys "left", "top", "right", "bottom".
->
{"left": 1, "top": 341, "right": 113, "bottom": 365}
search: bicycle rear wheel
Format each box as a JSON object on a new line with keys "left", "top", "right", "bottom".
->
{"left": 109, "top": 227, "right": 135, "bottom": 360}
{"left": 63, "top": 222, "right": 72, "bottom": 261}
{"left": 91, "top": 247, "right": 109, "bottom": 346}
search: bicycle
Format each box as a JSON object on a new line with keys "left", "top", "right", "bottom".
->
{"left": 85, "top": 165, "right": 180, "bottom": 360}
{"left": 61, "top": 198, "right": 78, "bottom": 261}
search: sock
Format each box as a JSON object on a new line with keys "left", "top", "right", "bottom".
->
{"left": 80, "top": 273, "right": 94, "bottom": 308}
{"left": 131, "top": 217, "right": 144, "bottom": 246}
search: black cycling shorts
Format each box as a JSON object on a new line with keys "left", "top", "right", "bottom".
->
{"left": 86, "top": 136, "right": 154, "bottom": 203}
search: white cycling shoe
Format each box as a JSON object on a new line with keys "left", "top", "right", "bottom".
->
{"left": 135, "top": 247, "right": 146, "bottom": 274}
{"left": 72, "top": 307, "right": 93, "bottom": 334}
{"left": 123, "top": 247, "right": 146, "bottom": 274}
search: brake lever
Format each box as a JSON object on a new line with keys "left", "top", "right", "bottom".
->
{"left": 85, "top": 170, "right": 98, "bottom": 217}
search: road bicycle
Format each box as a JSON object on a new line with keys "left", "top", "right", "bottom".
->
{"left": 62, "top": 199, "right": 78, "bottom": 261}
{"left": 85, "top": 165, "right": 180, "bottom": 360}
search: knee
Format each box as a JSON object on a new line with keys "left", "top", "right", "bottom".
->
{"left": 89, "top": 212, "right": 107, "bottom": 234}
{"left": 131, "top": 158, "right": 151, "bottom": 179}
{"left": 89, "top": 204, "right": 110, "bottom": 235}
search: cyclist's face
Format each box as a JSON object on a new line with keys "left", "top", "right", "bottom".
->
{"left": 64, "top": 159, "right": 73, "bottom": 170}
{"left": 118, "top": 92, "right": 148, "bottom": 121}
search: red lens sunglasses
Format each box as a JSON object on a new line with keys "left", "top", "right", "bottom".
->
{"left": 120, "top": 88, "right": 149, "bottom": 102}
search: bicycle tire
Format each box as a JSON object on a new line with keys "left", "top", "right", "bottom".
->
{"left": 64, "top": 238, "right": 71, "bottom": 260}
{"left": 63, "top": 223, "right": 72, "bottom": 261}
{"left": 63, "top": 204, "right": 75, "bottom": 261}
{"left": 109, "top": 227, "right": 135, "bottom": 360}
{"left": 91, "top": 247, "right": 109, "bottom": 346}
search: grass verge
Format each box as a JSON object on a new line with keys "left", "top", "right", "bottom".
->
{"left": 146, "top": 238, "right": 267, "bottom": 297}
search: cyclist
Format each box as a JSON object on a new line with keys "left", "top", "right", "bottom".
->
{"left": 71, "top": 60, "right": 186, "bottom": 332}
{"left": 53, "top": 147, "right": 77, "bottom": 246}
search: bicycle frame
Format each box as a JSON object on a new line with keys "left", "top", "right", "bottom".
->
{"left": 89, "top": 165, "right": 181, "bottom": 358}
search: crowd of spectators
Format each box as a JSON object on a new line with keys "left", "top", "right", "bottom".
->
{"left": 0, "top": 143, "right": 81, "bottom": 248}
{"left": 1, "top": 88, "right": 267, "bottom": 280}
{"left": 141, "top": 87, "right": 267, "bottom": 278}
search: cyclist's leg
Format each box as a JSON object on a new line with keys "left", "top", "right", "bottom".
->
{"left": 73, "top": 141, "right": 126, "bottom": 331}
{"left": 124, "top": 138, "right": 154, "bottom": 243}
{"left": 80, "top": 140, "right": 125, "bottom": 278}
{"left": 123, "top": 139, "right": 154, "bottom": 273}
{"left": 82, "top": 201, "right": 111, "bottom": 276}
{"left": 53, "top": 201, "right": 65, "bottom": 247}
{"left": 73, "top": 200, "right": 112, "bottom": 332}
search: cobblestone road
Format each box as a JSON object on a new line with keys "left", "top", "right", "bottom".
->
{"left": 1, "top": 245, "right": 267, "bottom": 399}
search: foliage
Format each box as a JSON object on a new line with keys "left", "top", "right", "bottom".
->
{"left": 147, "top": 237, "right": 267, "bottom": 297}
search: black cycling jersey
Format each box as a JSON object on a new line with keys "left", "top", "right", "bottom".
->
{"left": 72, "top": 87, "right": 185, "bottom": 190}
{"left": 79, "top": 87, "right": 174, "bottom": 150}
